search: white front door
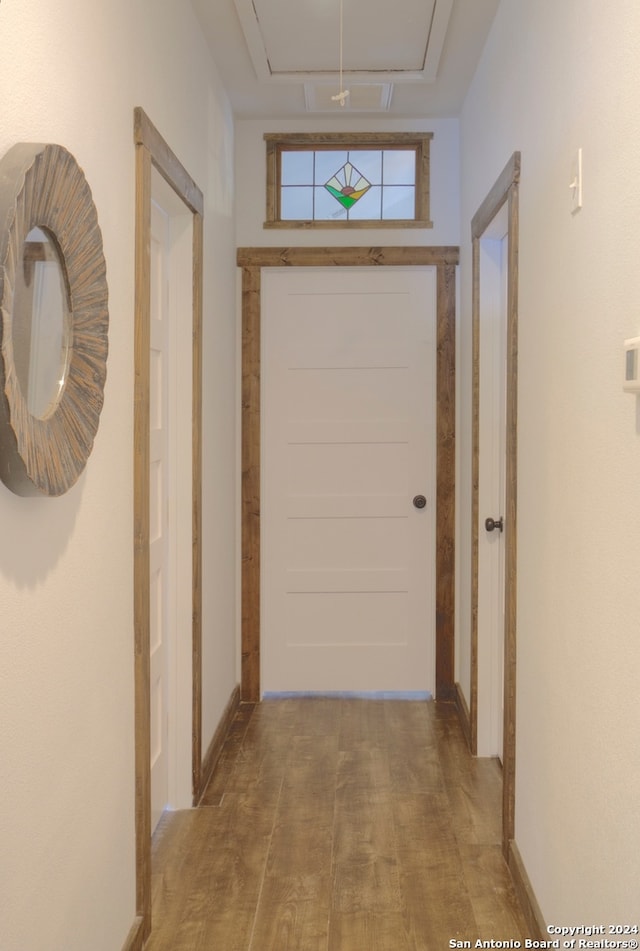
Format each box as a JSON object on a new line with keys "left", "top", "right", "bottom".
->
{"left": 477, "top": 212, "right": 508, "bottom": 758}
{"left": 261, "top": 267, "right": 437, "bottom": 695}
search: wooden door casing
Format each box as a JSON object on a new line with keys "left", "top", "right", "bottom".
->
{"left": 133, "top": 107, "right": 204, "bottom": 945}
{"left": 239, "top": 246, "right": 458, "bottom": 703}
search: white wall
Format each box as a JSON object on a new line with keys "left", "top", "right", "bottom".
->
{"left": 235, "top": 117, "right": 460, "bottom": 248}
{"left": 459, "top": 0, "right": 640, "bottom": 923}
{"left": 0, "top": 2, "right": 237, "bottom": 950}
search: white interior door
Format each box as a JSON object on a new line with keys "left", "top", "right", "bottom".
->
{"left": 477, "top": 209, "right": 508, "bottom": 758}
{"left": 262, "top": 267, "right": 437, "bottom": 695}
{"left": 149, "top": 172, "right": 194, "bottom": 829}
{"left": 150, "top": 200, "right": 170, "bottom": 832}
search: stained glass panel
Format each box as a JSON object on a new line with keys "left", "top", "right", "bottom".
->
{"left": 314, "top": 186, "right": 346, "bottom": 220}
{"left": 348, "top": 185, "right": 382, "bottom": 220}
{"left": 324, "top": 161, "right": 372, "bottom": 211}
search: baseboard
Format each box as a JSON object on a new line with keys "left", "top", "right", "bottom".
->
{"left": 454, "top": 681, "right": 472, "bottom": 750}
{"left": 196, "top": 684, "right": 240, "bottom": 805}
{"left": 508, "top": 840, "right": 546, "bottom": 940}
{"left": 121, "top": 916, "right": 145, "bottom": 951}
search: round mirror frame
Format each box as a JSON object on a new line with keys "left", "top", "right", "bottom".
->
{"left": 0, "top": 143, "right": 109, "bottom": 496}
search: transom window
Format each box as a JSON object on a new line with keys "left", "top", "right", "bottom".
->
{"left": 264, "top": 132, "right": 433, "bottom": 229}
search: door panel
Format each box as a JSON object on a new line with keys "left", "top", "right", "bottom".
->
{"left": 477, "top": 228, "right": 508, "bottom": 758}
{"left": 149, "top": 200, "right": 169, "bottom": 833}
{"left": 262, "top": 267, "right": 436, "bottom": 694}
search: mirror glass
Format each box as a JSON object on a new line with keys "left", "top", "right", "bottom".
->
{"left": 12, "top": 227, "right": 72, "bottom": 419}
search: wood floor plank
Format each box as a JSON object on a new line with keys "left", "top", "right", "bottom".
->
{"left": 460, "top": 844, "right": 530, "bottom": 939}
{"left": 393, "top": 791, "right": 459, "bottom": 868}
{"left": 328, "top": 911, "right": 413, "bottom": 951}
{"left": 189, "top": 794, "right": 278, "bottom": 951}
{"left": 250, "top": 876, "right": 332, "bottom": 950}
{"left": 332, "top": 855, "right": 403, "bottom": 915}
{"left": 221, "top": 744, "right": 289, "bottom": 796}
{"left": 445, "top": 758, "right": 504, "bottom": 846}
{"left": 267, "top": 812, "right": 334, "bottom": 878}
{"left": 241, "top": 701, "right": 301, "bottom": 750}
{"left": 332, "top": 744, "right": 402, "bottom": 915}
{"left": 388, "top": 743, "right": 444, "bottom": 794}
{"left": 146, "top": 698, "right": 531, "bottom": 951}
{"left": 384, "top": 697, "right": 434, "bottom": 739}
{"left": 339, "top": 698, "right": 387, "bottom": 750}
{"left": 399, "top": 864, "right": 480, "bottom": 948}
{"left": 336, "top": 748, "right": 391, "bottom": 795}
{"left": 281, "top": 735, "right": 339, "bottom": 795}
{"left": 147, "top": 810, "right": 207, "bottom": 950}
{"left": 287, "top": 695, "right": 344, "bottom": 736}
{"left": 149, "top": 810, "right": 196, "bottom": 907}
{"left": 248, "top": 714, "right": 337, "bottom": 949}
{"left": 146, "top": 791, "right": 278, "bottom": 950}
{"left": 199, "top": 703, "right": 255, "bottom": 805}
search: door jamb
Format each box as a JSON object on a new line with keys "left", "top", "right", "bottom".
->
{"left": 133, "top": 107, "right": 204, "bottom": 941}
{"left": 238, "top": 245, "right": 459, "bottom": 703}
{"left": 470, "top": 153, "right": 521, "bottom": 855}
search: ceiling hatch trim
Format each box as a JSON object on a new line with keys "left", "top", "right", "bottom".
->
{"left": 234, "top": 0, "right": 454, "bottom": 85}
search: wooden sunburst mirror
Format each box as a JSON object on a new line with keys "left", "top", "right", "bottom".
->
{"left": 0, "top": 143, "right": 108, "bottom": 496}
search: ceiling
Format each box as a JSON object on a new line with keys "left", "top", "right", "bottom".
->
{"left": 192, "top": 0, "right": 501, "bottom": 118}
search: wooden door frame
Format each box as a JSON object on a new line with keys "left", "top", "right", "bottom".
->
{"left": 238, "top": 246, "right": 459, "bottom": 704}
{"left": 133, "top": 107, "right": 204, "bottom": 943}
{"left": 470, "top": 153, "right": 521, "bottom": 855}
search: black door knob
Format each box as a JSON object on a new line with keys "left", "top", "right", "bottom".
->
{"left": 485, "top": 516, "right": 504, "bottom": 533}
{"left": 413, "top": 495, "right": 427, "bottom": 509}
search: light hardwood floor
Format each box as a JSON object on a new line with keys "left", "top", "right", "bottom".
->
{"left": 145, "top": 698, "right": 529, "bottom": 950}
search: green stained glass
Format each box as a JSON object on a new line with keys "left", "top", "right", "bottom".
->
{"left": 324, "top": 161, "right": 371, "bottom": 210}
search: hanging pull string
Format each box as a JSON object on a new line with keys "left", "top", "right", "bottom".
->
{"left": 331, "top": 0, "right": 350, "bottom": 106}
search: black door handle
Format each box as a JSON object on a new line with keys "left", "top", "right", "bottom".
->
{"left": 485, "top": 516, "right": 504, "bottom": 533}
{"left": 413, "top": 495, "right": 427, "bottom": 509}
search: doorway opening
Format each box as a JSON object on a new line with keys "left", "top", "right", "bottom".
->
{"left": 470, "top": 153, "right": 520, "bottom": 856}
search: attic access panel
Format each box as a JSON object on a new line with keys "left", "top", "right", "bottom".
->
{"left": 234, "top": 0, "right": 454, "bottom": 83}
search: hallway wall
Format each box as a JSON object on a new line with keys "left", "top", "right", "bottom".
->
{"left": 459, "top": 0, "right": 640, "bottom": 922}
{"left": 0, "top": 2, "right": 237, "bottom": 950}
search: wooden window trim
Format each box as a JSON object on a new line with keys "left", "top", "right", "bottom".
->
{"left": 264, "top": 132, "right": 433, "bottom": 230}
